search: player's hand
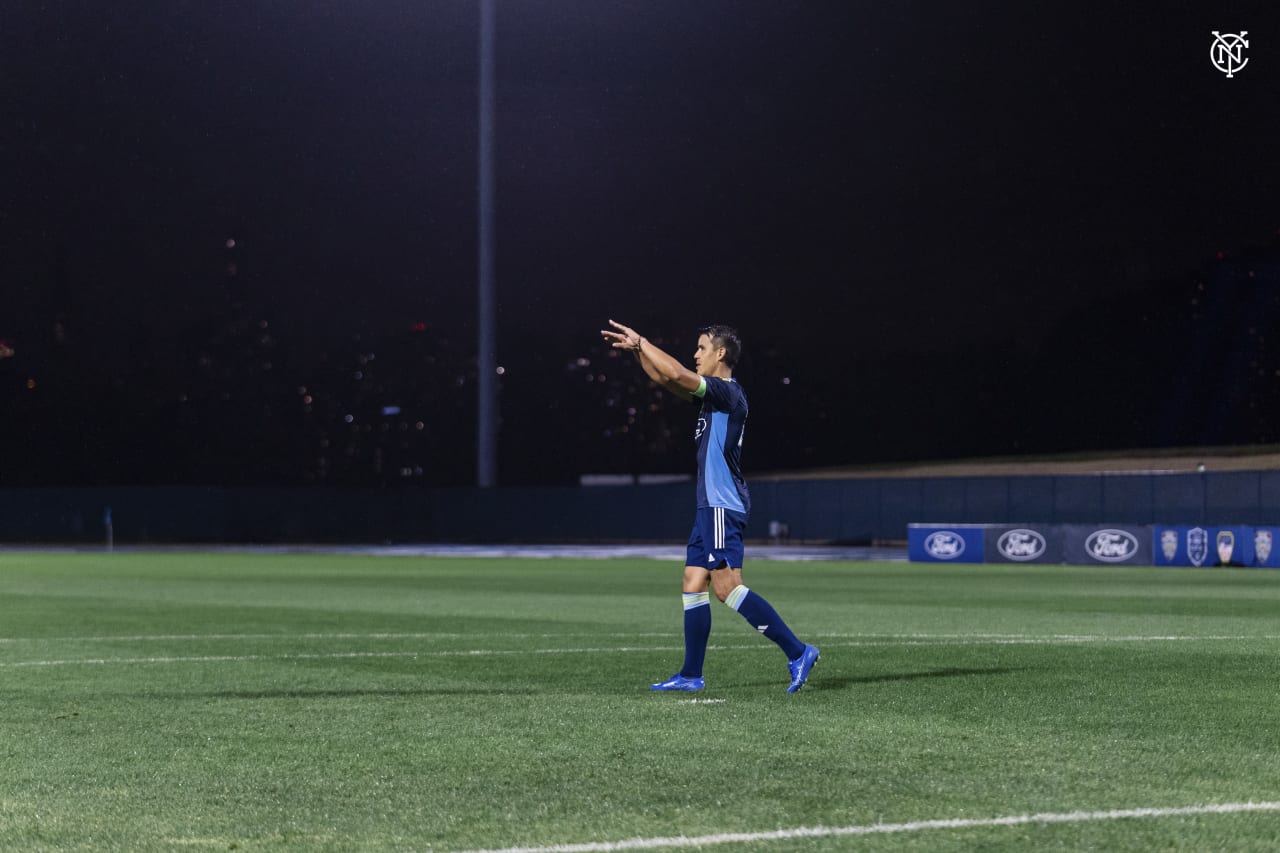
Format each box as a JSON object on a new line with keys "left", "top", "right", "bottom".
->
{"left": 601, "top": 319, "right": 642, "bottom": 351}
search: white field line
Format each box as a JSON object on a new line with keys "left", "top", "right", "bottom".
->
{"left": 2, "top": 633, "right": 1280, "bottom": 668}
{"left": 0, "top": 632, "right": 684, "bottom": 644}
{"left": 3, "top": 631, "right": 1279, "bottom": 645}
{"left": 0, "top": 647, "right": 688, "bottom": 668}
{"left": 444, "top": 801, "right": 1280, "bottom": 853}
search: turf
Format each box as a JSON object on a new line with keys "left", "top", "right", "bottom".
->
{"left": 1, "top": 552, "right": 1279, "bottom": 851}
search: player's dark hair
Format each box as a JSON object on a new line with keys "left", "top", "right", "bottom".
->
{"left": 698, "top": 324, "right": 741, "bottom": 367}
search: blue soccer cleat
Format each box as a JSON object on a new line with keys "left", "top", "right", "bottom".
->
{"left": 650, "top": 673, "right": 705, "bottom": 692}
{"left": 786, "top": 644, "right": 820, "bottom": 693}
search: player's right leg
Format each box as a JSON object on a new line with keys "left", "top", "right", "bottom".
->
{"left": 650, "top": 564, "right": 711, "bottom": 691}
{"left": 650, "top": 528, "right": 713, "bottom": 692}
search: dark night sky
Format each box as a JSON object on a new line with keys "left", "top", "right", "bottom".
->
{"left": 3, "top": 1, "right": 1280, "bottom": 484}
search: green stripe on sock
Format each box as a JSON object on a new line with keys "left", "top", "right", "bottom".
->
{"left": 682, "top": 592, "right": 710, "bottom": 610}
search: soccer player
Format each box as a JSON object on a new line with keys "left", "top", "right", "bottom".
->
{"left": 600, "top": 319, "right": 820, "bottom": 693}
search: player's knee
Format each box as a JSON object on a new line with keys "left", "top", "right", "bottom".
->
{"left": 721, "top": 583, "right": 749, "bottom": 610}
{"left": 713, "top": 580, "right": 746, "bottom": 605}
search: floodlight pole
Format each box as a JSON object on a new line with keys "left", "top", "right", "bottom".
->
{"left": 476, "top": 0, "right": 497, "bottom": 487}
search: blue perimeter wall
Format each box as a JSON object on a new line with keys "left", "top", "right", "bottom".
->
{"left": 3, "top": 470, "right": 1279, "bottom": 545}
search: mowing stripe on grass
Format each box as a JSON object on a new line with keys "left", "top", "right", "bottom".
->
{"left": 3, "top": 634, "right": 1279, "bottom": 668}
{"left": 445, "top": 801, "right": 1280, "bottom": 853}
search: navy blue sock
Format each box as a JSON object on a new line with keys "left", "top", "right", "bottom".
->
{"left": 725, "top": 585, "right": 805, "bottom": 660}
{"left": 680, "top": 592, "right": 711, "bottom": 678}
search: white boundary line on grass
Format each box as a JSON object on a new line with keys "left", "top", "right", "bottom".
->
{"left": 0, "top": 648, "right": 685, "bottom": 668}
{"left": 3, "top": 631, "right": 1279, "bottom": 645}
{"left": 0, "top": 632, "right": 685, "bottom": 644}
{"left": 444, "top": 802, "right": 1280, "bottom": 853}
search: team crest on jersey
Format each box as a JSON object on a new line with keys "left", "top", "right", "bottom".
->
{"left": 695, "top": 417, "right": 707, "bottom": 440}
{"left": 1160, "top": 530, "right": 1179, "bottom": 562}
{"left": 1255, "top": 530, "right": 1273, "bottom": 564}
{"left": 1187, "top": 527, "right": 1208, "bottom": 566}
{"left": 1216, "top": 530, "right": 1235, "bottom": 564}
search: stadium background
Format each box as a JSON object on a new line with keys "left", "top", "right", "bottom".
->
{"left": 5, "top": 450, "right": 1279, "bottom": 546}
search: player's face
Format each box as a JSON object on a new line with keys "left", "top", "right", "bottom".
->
{"left": 692, "top": 334, "right": 723, "bottom": 375}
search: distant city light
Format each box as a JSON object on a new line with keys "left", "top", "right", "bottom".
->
{"left": 495, "top": 366, "right": 505, "bottom": 375}
{"left": 225, "top": 238, "right": 236, "bottom": 249}
{"left": 782, "top": 377, "right": 791, "bottom": 385}
{"left": 381, "top": 405, "right": 401, "bottom": 415}
{"left": 344, "top": 414, "right": 354, "bottom": 423}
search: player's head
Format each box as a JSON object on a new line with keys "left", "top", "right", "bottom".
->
{"left": 696, "top": 324, "right": 741, "bottom": 371}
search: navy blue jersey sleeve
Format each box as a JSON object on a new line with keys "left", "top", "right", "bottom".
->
{"left": 701, "top": 377, "right": 743, "bottom": 413}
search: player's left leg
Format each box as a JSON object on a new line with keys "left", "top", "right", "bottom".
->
{"left": 711, "top": 568, "right": 820, "bottom": 692}
{"left": 708, "top": 507, "right": 820, "bottom": 692}
{"left": 709, "top": 567, "right": 803, "bottom": 659}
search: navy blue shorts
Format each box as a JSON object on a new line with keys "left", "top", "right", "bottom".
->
{"left": 686, "top": 506, "right": 748, "bottom": 569}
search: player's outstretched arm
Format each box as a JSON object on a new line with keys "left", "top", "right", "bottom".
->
{"left": 601, "top": 319, "right": 702, "bottom": 398}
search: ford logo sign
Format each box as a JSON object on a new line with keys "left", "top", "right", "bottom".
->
{"left": 1086, "top": 528, "right": 1138, "bottom": 563}
{"left": 997, "top": 529, "right": 1046, "bottom": 561}
{"left": 924, "top": 531, "right": 965, "bottom": 559}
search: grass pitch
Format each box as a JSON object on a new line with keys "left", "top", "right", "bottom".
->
{"left": 2, "top": 551, "right": 1280, "bottom": 852}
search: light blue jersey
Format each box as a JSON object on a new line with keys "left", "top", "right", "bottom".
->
{"left": 693, "top": 377, "right": 749, "bottom": 516}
